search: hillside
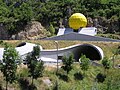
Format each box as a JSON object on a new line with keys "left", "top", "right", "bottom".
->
{"left": 0, "top": 57, "right": 120, "bottom": 90}
{"left": 0, "top": 0, "right": 120, "bottom": 39}
{"left": 0, "top": 40, "right": 119, "bottom": 90}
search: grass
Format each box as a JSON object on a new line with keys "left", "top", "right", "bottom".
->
{"left": 0, "top": 40, "right": 119, "bottom": 58}
{"left": 97, "top": 34, "right": 120, "bottom": 40}
{"left": 0, "top": 40, "right": 119, "bottom": 89}
{"left": 0, "top": 61, "right": 120, "bottom": 90}
{"left": 43, "top": 63, "right": 120, "bottom": 90}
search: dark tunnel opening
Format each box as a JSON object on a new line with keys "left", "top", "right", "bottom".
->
{"left": 73, "top": 45, "right": 102, "bottom": 61}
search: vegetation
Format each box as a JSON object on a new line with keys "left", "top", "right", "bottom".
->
{"left": 49, "top": 23, "right": 55, "bottom": 36}
{"left": 102, "top": 57, "right": 111, "bottom": 75}
{"left": 0, "top": 41, "right": 119, "bottom": 89}
{"left": 62, "top": 54, "right": 74, "bottom": 75}
{"left": 97, "top": 34, "right": 120, "bottom": 40}
{"left": 0, "top": 44, "right": 20, "bottom": 90}
{"left": 25, "top": 45, "right": 44, "bottom": 87}
{"left": 112, "top": 46, "right": 120, "bottom": 68}
{"left": 0, "top": 0, "right": 120, "bottom": 35}
{"left": 79, "top": 55, "right": 90, "bottom": 76}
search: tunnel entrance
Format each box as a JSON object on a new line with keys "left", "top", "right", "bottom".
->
{"left": 73, "top": 44, "right": 102, "bottom": 61}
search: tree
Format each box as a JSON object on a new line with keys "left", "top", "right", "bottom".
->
{"left": 49, "top": 23, "right": 55, "bottom": 36}
{"left": 112, "top": 46, "right": 120, "bottom": 68}
{"left": 62, "top": 54, "right": 74, "bottom": 75}
{"left": 80, "top": 54, "right": 90, "bottom": 76}
{"left": 8, "top": 2, "right": 33, "bottom": 35}
{"left": 0, "top": 44, "right": 19, "bottom": 90}
{"left": 102, "top": 57, "right": 111, "bottom": 75}
{"left": 25, "top": 45, "right": 44, "bottom": 86}
{"left": 79, "top": 55, "right": 90, "bottom": 90}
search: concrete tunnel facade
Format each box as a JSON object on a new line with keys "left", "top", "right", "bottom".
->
{"left": 41, "top": 44, "right": 104, "bottom": 62}
{"left": 0, "top": 42, "right": 103, "bottom": 62}
{"left": 72, "top": 44, "right": 104, "bottom": 61}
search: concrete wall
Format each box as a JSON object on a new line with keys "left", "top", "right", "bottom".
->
{"left": 41, "top": 44, "right": 104, "bottom": 61}
{"left": 0, "top": 42, "right": 104, "bottom": 62}
{"left": 57, "top": 27, "right": 97, "bottom": 36}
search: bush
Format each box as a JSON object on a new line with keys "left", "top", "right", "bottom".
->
{"left": 19, "top": 77, "right": 30, "bottom": 90}
{"left": 19, "top": 68, "right": 29, "bottom": 77}
{"left": 49, "top": 23, "right": 55, "bottom": 36}
{"left": 57, "top": 73, "right": 69, "bottom": 82}
{"left": 96, "top": 73, "right": 106, "bottom": 83}
{"left": 98, "top": 9, "right": 106, "bottom": 17}
{"left": 28, "top": 84, "right": 37, "bottom": 90}
{"left": 52, "top": 81, "right": 59, "bottom": 90}
{"left": 74, "top": 72, "right": 84, "bottom": 80}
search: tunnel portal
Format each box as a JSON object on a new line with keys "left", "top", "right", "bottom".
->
{"left": 73, "top": 44, "right": 103, "bottom": 61}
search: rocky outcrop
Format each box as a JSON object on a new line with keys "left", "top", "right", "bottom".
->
{"left": 12, "top": 21, "right": 50, "bottom": 40}
{"left": 87, "top": 17, "right": 120, "bottom": 34}
{"left": 0, "top": 24, "right": 9, "bottom": 40}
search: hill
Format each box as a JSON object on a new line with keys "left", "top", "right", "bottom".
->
{"left": 0, "top": 40, "right": 119, "bottom": 90}
{"left": 0, "top": 0, "right": 120, "bottom": 39}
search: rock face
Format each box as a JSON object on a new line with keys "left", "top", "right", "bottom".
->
{"left": 12, "top": 21, "right": 50, "bottom": 40}
{"left": 87, "top": 17, "right": 120, "bottom": 34}
{"left": 0, "top": 24, "right": 9, "bottom": 40}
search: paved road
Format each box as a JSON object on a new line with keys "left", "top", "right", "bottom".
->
{"left": 43, "top": 32, "right": 120, "bottom": 42}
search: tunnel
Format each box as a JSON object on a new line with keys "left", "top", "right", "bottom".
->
{"left": 72, "top": 44, "right": 103, "bottom": 61}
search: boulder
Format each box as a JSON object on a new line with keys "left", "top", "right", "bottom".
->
{"left": 13, "top": 21, "right": 50, "bottom": 40}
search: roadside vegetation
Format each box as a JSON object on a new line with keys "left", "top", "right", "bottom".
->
{"left": 0, "top": 54, "right": 120, "bottom": 90}
{"left": 96, "top": 34, "right": 120, "bottom": 40}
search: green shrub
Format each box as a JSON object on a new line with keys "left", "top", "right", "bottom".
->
{"left": 74, "top": 72, "right": 84, "bottom": 80}
{"left": 49, "top": 23, "right": 55, "bottom": 36}
{"left": 19, "top": 68, "right": 29, "bottom": 77}
{"left": 96, "top": 73, "right": 106, "bottom": 83}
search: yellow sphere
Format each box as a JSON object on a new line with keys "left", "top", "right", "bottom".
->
{"left": 69, "top": 13, "right": 87, "bottom": 30}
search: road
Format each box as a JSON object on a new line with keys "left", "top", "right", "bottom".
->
{"left": 44, "top": 32, "right": 120, "bottom": 42}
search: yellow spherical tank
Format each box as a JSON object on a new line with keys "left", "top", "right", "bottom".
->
{"left": 69, "top": 13, "right": 87, "bottom": 30}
